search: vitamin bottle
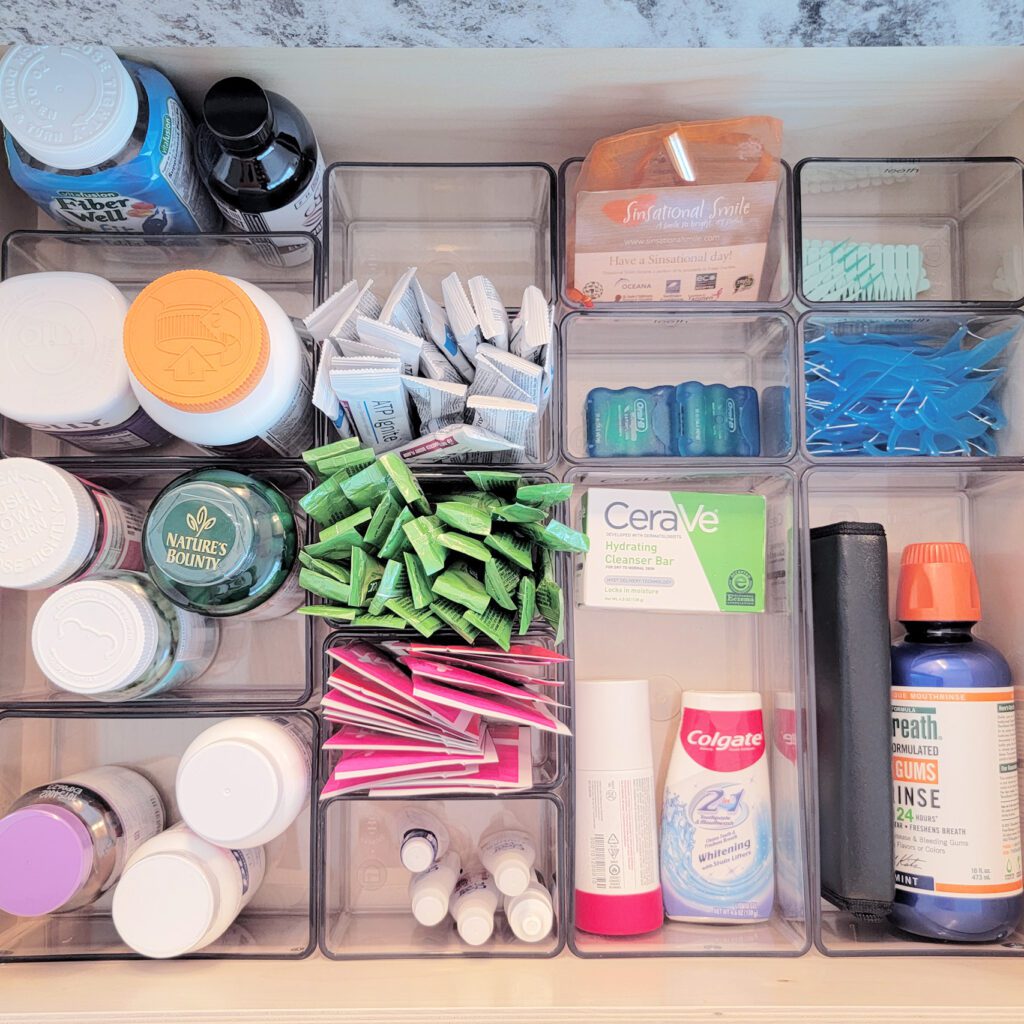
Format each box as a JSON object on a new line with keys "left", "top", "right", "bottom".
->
{"left": 890, "top": 542, "right": 1023, "bottom": 942}
{"left": 112, "top": 823, "right": 266, "bottom": 959}
{"left": 177, "top": 716, "right": 312, "bottom": 848}
{"left": 142, "top": 469, "right": 301, "bottom": 619}
{"left": 31, "top": 572, "right": 220, "bottom": 702}
{"left": 0, "top": 459, "right": 144, "bottom": 591}
{"left": 0, "top": 766, "right": 165, "bottom": 917}
{"left": 0, "top": 273, "right": 171, "bottom": 452}
{"left": 195, "top": 77, "right": 325, "bottom": 266}
{"left": 0, "top": 45, "right": 218, "bottom": 233}
{"left": 123, "top": 270, "right": 314, "bottom": 457}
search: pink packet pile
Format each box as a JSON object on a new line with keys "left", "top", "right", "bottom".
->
{"left": 320, "top": 641, "right": 571, "bottom": 799}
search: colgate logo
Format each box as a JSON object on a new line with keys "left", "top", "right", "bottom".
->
{"left": 681, "top": 706, "right": 766, "bottom": 771}
{"left": 774, "top": 707, "right": 797, "bottom": 764}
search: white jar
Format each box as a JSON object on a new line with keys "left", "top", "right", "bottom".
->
{"left": 112, "top": 823, "right": 266, "bottom": 959}
{"left": 0, "top": 460, "right": 144, "bottom": 591}
{"left": 504, "top": 872, "right": 554, "bottom": 943}
{"left": 450, "top": 870, "right": 499, "bottom": 947}
{"left": 31, "top": 572, "right": 219, "bottom": 702}
{"left": 409, "top": 850, "right": 461, "bottom": 927}
{"left": 176, "top": 716, "right": 312, "bottom": 848}
{"left": 122, "top": 270, "right": 314, "bottom": 457}
{"left": 478, "top": 826, "right": 536, "bottom": 898}
{"left": 398, "top": 807, "right": 451, "bottom": 873}
{"left": 0, "top": 273, "right": 171, "bottom": 452}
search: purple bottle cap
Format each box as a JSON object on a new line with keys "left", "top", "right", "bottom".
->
{"left": 0, "top": 805, "right": 94, "bottom": 916}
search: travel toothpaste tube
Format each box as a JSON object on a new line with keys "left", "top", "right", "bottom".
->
{"left": 412, "top": 277, "right": 475, "bottom": 382}
{"left": 442, "top": 272, "right": 484, "bottom": 365}
{"left": 402, "top": 376, "right": 468, "bottom": 433}
{"left": 469, "top": 275, "right": 511, "bottom": 351}
{"left": 329, "top": 359, "right": 415, "bottom": 452}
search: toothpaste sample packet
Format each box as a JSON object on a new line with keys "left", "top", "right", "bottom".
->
{"left": 581, "top": 488, "right": 766, "bottom": 613}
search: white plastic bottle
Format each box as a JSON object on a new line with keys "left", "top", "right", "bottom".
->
{"left": 450, "top": 869, "right": 499, "bottom": 947}
{"left": 31, "top": 572, "right": 220, "bottom": 702}
{"left": 503, "top": 871, "right": 554, "bottom": 943}
{"left": 0, "top": 459, "right": 144, "bottom": 591}
{"left": 122, "top": 269, "right": 313, "bottom": 457}
{"left": 112, "top": 823, "right": 266, "bottom": 959}
{"left": 409, "top": 850, "right": 461, "bottom": 927}
{"left": 0, "top": 273, "right": 171, "bottom": 452}
{"left": 398, "top": 807, "right": 451, "bottom": 873}
{"left": 176, "top": 716, "right": 313, "bottom": 848}
{"left": 661, "top": 690, "right": 774, "bottom": 923}
{"left": 478, "top": 824, "right": 536, "bottom": 898}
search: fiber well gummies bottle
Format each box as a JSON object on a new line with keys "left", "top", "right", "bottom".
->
{"left": 890, "top": 542, "right": 1023, "bottom": 942}
{"left": 123, "top": 270, "right": 313, "bottom": 456}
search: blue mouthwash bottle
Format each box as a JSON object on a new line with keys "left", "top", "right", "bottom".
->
{"left": 0, "top": 45, "right": 219, "bottom": 233}
{"left": 890, "top": 542, "right": 1022, "bottom": 942}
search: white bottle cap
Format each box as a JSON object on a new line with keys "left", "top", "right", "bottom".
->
{"left": 506, "top": 889, "right": 554, "bottom": 943}
{"left": 682, "top": 690, "right": 763, "bottom": 712}
{"left": 0, "top": 460, "right": 98, "bottom": 590}
{"left": 177, "top": 739, "right": 283, "bottom": 847}
{"left": 0, "top": 273, "right": 136, "bottom": 429}
{"left": 32, "top": 579, "right": 160, "bottom": 695}
{"left": 491, "top": 856, "right": 531, "bottom": 898}
{"left": 112, "top": 851, "right": 217, "bottom": 959}
{"left": 400, "top": 833, "right": 438, "bottom": 873}
{"left": 0, "top": 45, "right": 139, "bottom": 169}
{"left": 574, "top": 679, "right": 654, "bottom": 773}
{"left": 410, "top": 884, "right": 448, "bottom": 927}
{"left": 456, "top": 905, "right": 494, "bottom": 946}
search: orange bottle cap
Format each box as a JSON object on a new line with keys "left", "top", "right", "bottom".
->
{"left": 123, "top": 270, "right": 270, "bottom": 413}
{"left": 896, "top": 542, "right": 981, "bottom": 622}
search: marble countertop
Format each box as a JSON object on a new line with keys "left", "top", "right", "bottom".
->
{"left": 3, "top": 0, "right": 1024, "bottom": 47}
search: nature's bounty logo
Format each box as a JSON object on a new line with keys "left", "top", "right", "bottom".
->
{"left": 164, "top": 503, "right": 231, "bottom": 571}
{"left": 186, "top": 505, "right": 217, "bottom": 535}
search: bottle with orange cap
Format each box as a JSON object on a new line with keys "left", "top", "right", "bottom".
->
{"left": 123, "top": 269, "right": 314, "bottom": 457}
{"left": 890, "top": 541, "right": 1022, "bottom": 942}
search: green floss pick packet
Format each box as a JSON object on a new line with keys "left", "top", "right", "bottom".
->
{"left": 581, "top": 488, "right": 766, "bottom": 613}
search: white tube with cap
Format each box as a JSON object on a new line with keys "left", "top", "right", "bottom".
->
{"left": 450, "top": 869, "right": 499, "bottom": 946}
{"left": 503, "top": 871, "right": 554, "bottom": 942}
{"left": 398, "top": 807, "right": 450, "bottom": 872}
{"left": 478, "top": 826, "right": 536, "bottom": 898}
{"left": 409, "top": 849, "right": 461, "bottom": 926}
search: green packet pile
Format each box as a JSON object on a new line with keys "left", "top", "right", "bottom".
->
{"left": 295, "top": 438, "right": 587, "bottom": 649}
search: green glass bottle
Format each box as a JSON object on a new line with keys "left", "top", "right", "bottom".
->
{"left": 143, "top": 469, "right": 301, "bottom": 619}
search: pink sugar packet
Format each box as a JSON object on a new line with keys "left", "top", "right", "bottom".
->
{"left": 404, "top": 652, "right": 563, "bottom": 687}
{"left": 328, "top": 642, "right": 419, "bottom": 700}
{"left": 400, "top": 655, "right": 566, "bottom": 707}
{"left": 328, "top": 665, "right": 430, "bottom": 720}
{"left": 325, "top": 726, "right": 482, "bottom": 755}
{"left": 407, "top": 642, "right": 568, "bottom": 664}
{"left": 322, "top": 688, "right": 468, "bottom": 746}
{"left": 333, "top": 745, "right": 492, "bottom": 781}
{"left": 411, "top": 676, "right": 571, "bottom": 735}
{"left": 320, "top": 763, "right": 470, "bottom": 799}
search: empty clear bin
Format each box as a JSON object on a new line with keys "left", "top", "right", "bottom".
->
{"left": 804, "top": 466, "right": 1024, "bottom": 957}
{"left": 324, "top": 163, "right": 555, "bottom": 300}
{"left": 0, "top": 462, "right": 314, "bottom": 708}
{"left": 0, "top": 231, "right": 320, "bottom": 460}
{"left": 560, "top": 311, "right": 795, "bottom": 464}
{"left": 319, "top": 794, "right": 564, "bottom": 958}
{"left": 796, "top": 158, "right": 1024, "bottom": 306}
{"left": 566, "top": 467, "right": 810, "bottom": 957}
{"left": 558, "top": 158, "right": 793, "bottom": 310}
{"left": 0, "top": 710, "right": 318, "bottom": 962}
{"left": 801, "top": 311, "right": 1024, "bottom": 460}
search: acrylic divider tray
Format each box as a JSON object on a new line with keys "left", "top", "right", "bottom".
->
{"left": 802, "top": 466, "right": 1024, "bottom": 956}
{"left": 565, "top": 467, "right": 810, "bottom": 957}
{"left": 799, "top": 310, "right": 1024, "bottom": 461}
{"left": 0, "top": 230, "right": 321, "bottom": 461}
{"left": 319, "top": 793, "right": 565, "bottom": 959}
{"left": 795, "top": 158, "right": 1024, "bottom": 306}
{"left": 559, "top": 311, "right": 796, "bottom": 464}
{"left": 0, "top": 461, "right": 315, "bottom": 708}
{"left": 0, "top": 709, "right": 318, "bottom": 962}
{"left": 557, "top": 158, "right": 794, "bottom": 311}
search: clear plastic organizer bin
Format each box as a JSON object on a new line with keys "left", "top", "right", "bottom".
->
{"left": 324, "top": 162, "right": 555, "bottom": 300}
{"left": 795, "top": 158, "right": 1024, "bottom": 306}
{"left": 319, "top": 793, "right": 565, "bottom": 958}
{"left": 0, "top": 709, "right": 318, "bottom": 962}
{"left": 0, "top": 230, "right": 320, "bottom": 461}
{"left": 0, "top": 461, "right": 315, "bottom": 708}
{"left": 560, "top": 311, "right": 796, "bottom": 464}
{"left": 558, "top": 158, "right": 794, "bottom": 311}
{"left": 803, "top": 466, "right": 1024, "bottom": 956}
{"left": 800, "top": 310, "right": 1024, "bottom": 461}
{"left": 565, "top": 467, "right": 810, "bottom": 957}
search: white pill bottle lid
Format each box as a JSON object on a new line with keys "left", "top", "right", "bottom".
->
{"left": 0, "top": 45, "right": 139, "bottom": 169}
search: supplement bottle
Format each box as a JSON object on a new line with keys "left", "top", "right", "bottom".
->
{"left": 890, "top": 542, "right": 1023, "bottom": 942}
{"left": 142, "top": 469, "right": 301, "bottom": 619}
{"left": 0, "top": 766, "right": 165, "bottom": 917}
{"left": 177, "top": 716, "right": 313, "bottom": 848}
{"left": 195, "top": 77, "right": 324, "bottom": 266}
{"left": 0, "top": 273, "right": 171, "bottom": 452}
{"left": 398, "top": 807, "right": 451, "bottom": 873}
{"left": 112, "top": 823, "right": 266, "bottom": 959}
{"left": 123, "top": 270, "right": 314, "bottom": 457}
{"left": 32, "top": 571, "right": 220, "bottom": 702}
{"left": 0, "top": 45, "right": 218, "bottom": 233}
{"left": 409, "top": 850, "right": 461, "bottom": 927}
{"left": 0, "top": 459, "right": 144, "bottom": 591}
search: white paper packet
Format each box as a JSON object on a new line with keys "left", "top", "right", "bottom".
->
{"left": 402, "top": 376, "right": 468, "bottom": 433}
{"left": 339, "top": 337, "right": 395, "bottom": 360}
{"left": 509, "top": 285, "right": 553, "bottom": 363}
{"left": 419, "top": 339, "right": 463, "bottom": 383}
{"left": 441, "top": 272, "right": 484, "bottom": 365}
{"left": 313, "top": 337, "right": 355, "bottom": 437}
{"left": 469, "top": 275, "right": 510, "bottom": 351}
{"left": 305, "top": 280, "right": 357, "bottom": 343}
{"left": 321, "top": 280, "right": 383, "bottom": 343}
{"left": 467, "top": 395, "right": 541, "bottom": 459}
{"left": 393, "top": 423, "right": 524, "bottom": 464}
{"left": 329, "top": 358, "right": 414, "bottom": 452}
{"left": 475, "top": 345, "right": 543, "bottom": 406}
{"left": 380, "top": 267, "right": 425, "bottom": 336}
{"left": 356, "top": 316, "right": 424, "bottom": 375}
{"left": 412, "top": 277, "right": 475, "bottom": 382}
{"left": 467, "top": 353, "right": 533, "bottom": 404}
